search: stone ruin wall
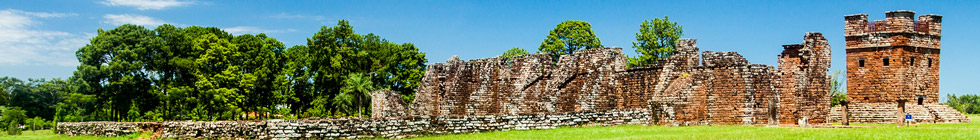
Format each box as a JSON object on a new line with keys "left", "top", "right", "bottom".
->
{"left": 409, "top": 47, "right": 627, "bottom": 117}
{"left": 58, "top": 109, "right": 650, "bottom": 139}
{"left": 371, "top": 90, "right": 408, "bottom": 118}
{"left": 409, "top": 33, "right": 832, "bottom": 125}
{"left": 777, "top": 33, "right": 833, "bottom": 124}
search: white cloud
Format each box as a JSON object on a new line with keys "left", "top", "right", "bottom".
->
{"left": 100, "top": 0, "right": 195, "bottom": 10}
{"left": 103, "top": 14, "right": 168, "bottom": 27}
{"left": 271, "top": 13, "right": 325, "bottom": 21}
{"left": 21, "top": 11, "right": 78, "bottom": 18}
{"left": 0, "top": 9, "right": 87, "bottom": 66}
{"left": 224, "top": 26, "right": 295, "bottom": 35}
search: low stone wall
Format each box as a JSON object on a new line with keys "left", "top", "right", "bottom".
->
{"left": 828, "top": 103, "right": 970, "bottom": 124}
{"left": 56, "top": 122, "right": 143, "bottom": 137}
{"left": 159, "top": 120, "right": 267, "bottom": 138}
{"left": 58, "top": 109, "right": 650, "bottom": 139}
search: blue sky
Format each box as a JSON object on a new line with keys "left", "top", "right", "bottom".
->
{"left": 1, "top": 0, "right": 978, "bottom": 97}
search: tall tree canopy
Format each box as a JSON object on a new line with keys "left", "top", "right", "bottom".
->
{"left": 629, "top": 16, "right": 683, "bottom": 67}
{"left": 74, "top": 25, "right": 161, "bottom": 121}
{"left": 5, "top": 20, "right": 427, "bottom": 122}
{"left": 539, "top": 20, "right": 603, "bottom": 58}
{"left": 302, "top": 20, "right": 427, "bottom": 117}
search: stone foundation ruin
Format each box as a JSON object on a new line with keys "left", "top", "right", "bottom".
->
{"left": 58, "top": 109, "right": 650, "bottom": 139}
{"left": 408, "top": 33, "right": 832, "bottom": 125}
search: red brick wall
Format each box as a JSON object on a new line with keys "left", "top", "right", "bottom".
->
{"left": 845, "top": 10, "right": 942, "bottom": 105}
{"left": 846, "top": 47, "right": 940, "bottom": 104}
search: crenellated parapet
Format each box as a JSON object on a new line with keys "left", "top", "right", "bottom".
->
{"left": 845, "top": 10, "right": 942, "bottom": 49}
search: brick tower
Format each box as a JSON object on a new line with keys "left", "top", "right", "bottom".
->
{"left": 844, "top": 10, "right": 942, "bottom": 105}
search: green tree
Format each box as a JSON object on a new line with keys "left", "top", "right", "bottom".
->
{"left": 539, "top": 20, "right": 602, "bottom": 58}
{"left": 299, "top": 20, "right": 428, "bottom": 117}
{"left": 945, "top": 94, "right": 980, "bottom": 114}
{"left": 305, "top": 20, "right": 363, "bottom": 117}
{"left": 0, "top": 77, "right": 24, "bottom": 113}
{"left": 282, "top": 45, "right": 311, "bottom": 116}
{"left": 75, "top": 25, "right": 161, "bottom": 121}
{"left": 193, "top": 33, "right": 248, "bottom": 120}
{"left": 53, "top": 20, "right": 425, "bottom": 121}
{"left": 629, "top": 16, "right": 683, "bottom": 67}
{"left": 359, "top": 34, "right": 427, "bottom": 104}
{"left": 1, "top": 77, "right": 74, "bottom": 121}
{"left": 829, "top": 70, "right": 847, "bottom": 107}
{"left": 150, "top": 25, "right": 233, "bottom": 121}
{"left": 230, "top": 34, "right": 286, "bottom": 119}
{"left": 501, "top": 47, "right": 530, "bottom": 57}
{"left": 334, "top": 73, "right": 375, "bottom": 117}
{"left": 0, "top": 83, "right": 6, "bottom": 106}
{"left": 3, "top": 107, "right": 26, "bottom": 135}
{"left": 53, "top": 76, "right": 94, "bottom": 122}
{"left": 55, "top": 92, "right": 96, "bottom": 122}
{"left": 25, "top": 116, "right": 46, "bottom": 131}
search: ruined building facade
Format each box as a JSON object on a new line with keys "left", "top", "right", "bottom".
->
{"left": 408, "top": 33, "right": 831, "bottom": 125}
{"left": 830, "top": 10, "right": 968, "bottom": 123}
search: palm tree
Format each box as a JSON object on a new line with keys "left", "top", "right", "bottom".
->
{"left": 336, "top": 73, "right": 375, "bottom": 117}
{"left": 332, "top": 92, "right": 354, "bottom": 116}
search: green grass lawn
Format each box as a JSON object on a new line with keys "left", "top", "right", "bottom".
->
{"left": 5, "top": 115, "right": 977, "bottom": 140}
{"left": 0, "top": 129, "right": 152, "bottom": 140}
{"left": 411, "top": 115, "right": 980, "bottom": 140}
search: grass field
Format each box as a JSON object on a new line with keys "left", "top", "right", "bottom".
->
{"left": 3, "top": 115, "right": 977, "bottom": 140}
{"left": 410, "top": 114, "right": 980, "bottom": 140}
{"left": 0, "top": 129, "right": 152, "bottom": 140}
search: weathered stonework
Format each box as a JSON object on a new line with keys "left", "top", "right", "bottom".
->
{"left": 159, "top": 120, "right": 266, "bottom": 138}
{"left": 829, "top": 103, "right": 969, "bottom": 124}
{"left": 410, "top": 33, "right": 831, "bottom": 125}
{"left": 845, "top": 10, "right": 942, "bottom": 104}
{"left": 833, "top": 10, "right": 968, "bottom": 124}
{"left": 409, "top": 48, "right": 627, "bottom": 116}
{"left": 58, "top": 109, "right": 650, "bottom": 139}
{"left": 371, "top": 90, "right": 408, "bottom": 118}
{"left": 56, "top": 122, "right": 146, "bottom": 137}
{"left": 777, "top": 33, "right": 833, "bottom": 124}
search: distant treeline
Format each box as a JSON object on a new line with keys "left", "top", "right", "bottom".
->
{"left": 1, "top": 20, "right": 427, "bottom": 122}
{"left": 945, "top": 94, "right": 980, "bottom": 114}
